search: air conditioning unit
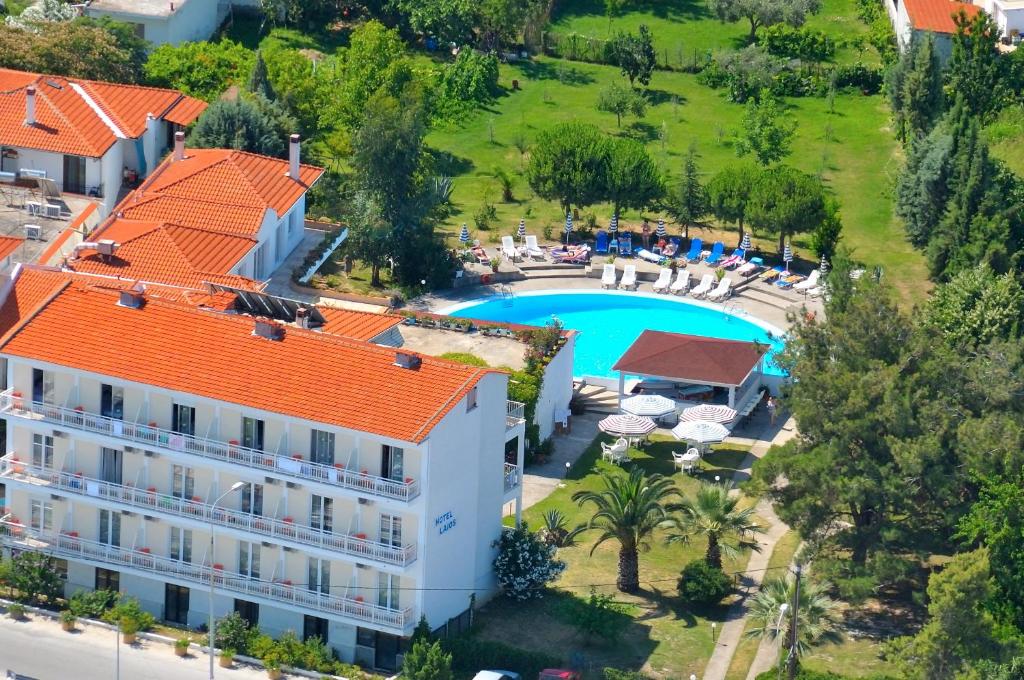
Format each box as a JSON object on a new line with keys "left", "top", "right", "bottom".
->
{"left": 24, "top": 224, "right": 42, "bottom": 241}
{"left": 355, "top": 563, "right": 369, "bottom": 570}
{"left": 282, "top": 546, "right": 295, "bottom": 553}
{"left": 357, "top": 497, "right": 371, "bottom": 505}
{"left": 264, "top": 477, "right": 278, "bottom": 486}
{"left": 144, "top": 515, "right": 157, "bottom": 522}
{"left": 52, "top": 430, "right": 67, "bottom": 438}
{"left": 143, "top": 451, "right": 157, "bottom": 458}
{"left": 285, "top": 481, "right": 299, "bottom": 489}
{"left": 261, "top": 541, "right": 272, "bottom": 548}
{"left": 124, "top": 446, "right": 137, "bottom": 453}
{"left": 120, "top": 510, "right": 133, "bottom": 516}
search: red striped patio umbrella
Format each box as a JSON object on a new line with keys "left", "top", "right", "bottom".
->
{"left": 679, "top": 404, "right": 737, "bottom": 424}
{"left": 598, "top": 414, "right": 657, "bottom": 436}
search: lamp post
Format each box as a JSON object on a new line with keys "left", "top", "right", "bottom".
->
{"left": 775, "top": 603, "right": 789, "bottom": 680}
{"left": 208, "top": 481, "right": 246, "bottom": 680}
{"left": 711, "top": 622, "right": 717, "bottom": 642}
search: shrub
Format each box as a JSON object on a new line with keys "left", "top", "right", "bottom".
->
{"left": 493, "top": 522, "right": 566, "bottom": 600}
{"left": 604, "top": 670, "right": 653, "bottom": 680}
{"left": 103, "top": 597, "right": 155, "bottom": 634}
{"left": 144, "top": 39, "right": 254, "bottom": 101}
{"left": 214, "top": 612, "right": 257, "bottom": 655}
{"left": 762, "top": 25, "right": 835, "bottom": 62}
{"left": 6, "top": 602, "right": 26, "bottom": 619}
{"left": 442, "top": 636, "right": 561, "bottom": 678}
{"left": 59, "top": 609, "right": 76, "bottom": 625}
{"left": 176, "top": 637, "right": 190, "bottom": 651}
{"left": 557, "top": 589, "right": 631, "bottom": 642}
{"left": 403, "top": 637, "right": 454, "bottom": 680}
{"left": 5, "top": 552, "right": 64, "bottom": 605}
{"left": 678, "top": 560, "right": 733, "bottom": 605}
{"left": 69, "top": 589, "right": 119, "bottom": 619}
{"left": 434, "top": 50, "right": 500, "bottom": 120}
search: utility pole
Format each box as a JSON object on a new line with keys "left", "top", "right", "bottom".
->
{"left": 786, "top": 564, "right": 802, "bottom": 680}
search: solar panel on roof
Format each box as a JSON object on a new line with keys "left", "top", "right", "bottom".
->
{"left": 45, "top": 79, "right": 62, "bottom": 90}
{"left": 210, "top": 283, "right": 326, "bottom": 327}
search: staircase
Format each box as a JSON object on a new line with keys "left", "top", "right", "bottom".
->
{"left": 517, "top": 262, "right": 589, "bottom": 280}
{"left": 573, "top": 384, "right": 619, "bottom": 414}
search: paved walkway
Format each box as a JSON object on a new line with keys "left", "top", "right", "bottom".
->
{"left": 700, "top": 411, "right": 797, "bottom": 680}
{"left": 521, "top": 412, "right": 603, "bottom": 510}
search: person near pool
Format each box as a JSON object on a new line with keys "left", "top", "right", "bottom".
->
{"left": 641, "top": 219, "right": 651, "bottom": 248}
{"left": 766, "top": 395, "right": 778, "bottom": 425}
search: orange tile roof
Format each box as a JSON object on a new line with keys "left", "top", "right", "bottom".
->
{"left": 0, "top": 68, "right": 203, "bottom": 157}
{"left": 904, "top": 0, "right": 980, "bottom": 33}
{"left": 163, "top": 96, "right": 208, "bottom": 126}
{"left": 0, "top": 267, "right": 71, "bottom": 343}
{"left": 67, "top": 218, "right": 258, "bottom": 290}
{"left": 116, "top": 193, "right": 267, "bottom": 236}
{"left": 0, "top": 236, "right": 23, "bottom": 261}
{"left": 141, "top": 149, "right": 324, "bottom": 218}
{"left": 319, "top": 307, "right": 403, "bottom": 342}
{"left": 0, "top": 282, "right": 491, "bottom": 442}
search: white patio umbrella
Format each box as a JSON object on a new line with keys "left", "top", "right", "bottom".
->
{"left": 599, "top": 414, "right": 657, "bottom": 436}
{"left": 621, "top": 394, "right": 676, "bottom": 418}
{"left": 680, "top": 404, "right": 737, "bottom": 424}
{"left": 783, "top": 242, "right": 793, "bottom": 272}
{"left": 740, "top": 232, "right": 751, "bottom": 252}
{"left": 820, "top": 253, "right": 830, "bottom": 273}
{"left": 517, "top": 218, "right": 526, "bottom": 244}
{"left": 564, "top": 212, "right": 574, "bottom": 245}
{"left": 459, "top": 223, "right": 470, "bottom": 244}
{"left": 609, "top": 213, "right": 618, "bottom": 234}
{"left": 672, "top": 420, "right": 730, "bottom": 444}
{"left": 656, "top": 219, "right": 666, "bottom": 239}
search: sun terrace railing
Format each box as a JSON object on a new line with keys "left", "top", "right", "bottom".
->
{"left": 506, "top": 400, "right": 526, "bottom": 429}
{"left": 0, "top": 390, "right": 419, "bottom": 502}
{"left": 0, "top": 520, "right": 413, "bottom": 633}
{"left": 0, "top": 455, "right": 416, "bottom": 567}
{"left": 503, "top": 462, "right": 521, "bottom": 493}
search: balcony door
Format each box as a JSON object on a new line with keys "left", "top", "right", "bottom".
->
{"left": 169, "top": 527, "right": 192, "bottom": 562}
{"left": 164, "top": 584, "right": 189, "bottom": 625}
{"left": 31, "top": 433, "right": 53, "bottom": 469}
{"left": 172, "top": 465, "right": 194, "bottom": 500}
{"left": 310, "top": 495, "right": 332, "bottom": 534}
{"left": 238, "top": 541, "right": 260, "bottom": 579}
{"left": 62, "top": 154, "right": 86, "bottom": 195}
{"left": 31, "top": 368, "right": 54, "bottom": 405}
{"left": 99, "top": 509, "right": 121, "bottom": 547}
{"left": 172, "top": 403, "right": 195, "bottom": 436}
{"left": 377, "top": 573, "right": 399, "bottom": 609}
{"left": 240, "top": 482, "right": 263, "bottom": 516}
{"left": 381, "top": 445, "right": 403, "bottom": 481}
{"left": 30, "top": 499, "right": 53, "bottom": 532}
{"left": 100, "top": 384, "right": 124, "bottom": 420}
{"left": 307, "top": 558, "right": 330, "bottom": 595}
{"left": 242, "top": 417, "right": 264, "bottom": 451}
{"left": 380, "top": 514, "right": 402, "bottom": 548}
{"left": 310, "top": 429, "right": 334, "bottom": 466}
{"left": 100, "top": 448, "right": 122, "bottom": 485}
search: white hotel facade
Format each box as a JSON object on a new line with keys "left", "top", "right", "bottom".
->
{"left": 0, "top": 277, "right": 526, "bottom": 668}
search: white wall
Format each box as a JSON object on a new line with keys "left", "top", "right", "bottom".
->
{"left": 85, "top": 0, "right": 220, "bottom": 47}
{"left": 534, "top": 334, "right": 576, "bottom": 443}
{"left": 100, "top": 143, "right": 124, "bottom": 216}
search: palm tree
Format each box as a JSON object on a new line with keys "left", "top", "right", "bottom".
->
{"left": 572, "top": 467, "right": 681, "bottom": 593}
{"left": 537, "top": 509, "right": 584, "bottom": 548}
{"left": 666, "top": 481, "right": 764, "bottom": 569}
{"left": 745, "top": 575, "right": 843, "bottom": 666}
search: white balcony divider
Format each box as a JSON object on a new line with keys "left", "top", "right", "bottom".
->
{"left": 503, "top": 462, "right": 521, "bottom": 492}
{"left": 0, "top": 455, "right": 416, "bottom": 567}
{"left": 0, "top": 390, "right": 419, "bottom": 502}
{"left": 506, "top": 400, "right": 526, "bottom": 429}
{"left": 0, "top": 520, "right": 413, "bottom": 633}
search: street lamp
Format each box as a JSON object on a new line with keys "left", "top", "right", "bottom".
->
{"left": 208, "top": 481, "right": 246, "bottom": 680}
{"left": 711, "top": 622, "right": 717, "bottom": 642}
{"left": 776, "top": 603, "right": 790, "bottom": 680}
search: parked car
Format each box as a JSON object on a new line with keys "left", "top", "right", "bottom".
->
{"left": 538, "top": 671, "right": 581, "bottom": 680}
{"left": 472, "top": 671, "right": 521, "bottom": 680}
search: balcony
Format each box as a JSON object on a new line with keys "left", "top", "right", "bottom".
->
{"left": 0, "top": 390, "right": 419, "bottom": 503}
{"left": 0, "top": 455, "right": 416, "bottom": 568}
{"left": 0, "top": 520, "right": 413, "bottom": 635}
{"left": 506, "top": 400, "right": 526, "bottom": 430}
{"left": 503, "top": 462, "right": 521, "bottom": 493}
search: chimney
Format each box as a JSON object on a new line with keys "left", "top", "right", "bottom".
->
{"left": 173, "top": 131, "right": 185, "bottom": 161}
{"left": 295, "top": 306, "right": 310, "bottom": 329}
{"left": 394, "top": 351, "right": 422, "bottom": 370}
{"left": 25, "top": 86, "right": 35, "bottom": 126}
{"left": 288, "top": 134, "right": 300, "bottom": 180}
{"left": 118, "top": 290, "right": 144, "bottom": 309}
{"left": 254, "top": 319, "right": 285, "bottom": 341}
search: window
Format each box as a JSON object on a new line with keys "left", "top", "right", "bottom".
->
{"left": 53, "top": 558, "right": 68, "bottom": 581}
{"left": 172, "top": 465, "right": 194, "bottom": 500}
{"left": 303, "top": 615, "right": 329, "bottom": 643}
{"left": 377, "top": 573, "right": 399, "bottom": 609}
{"left": 164, "top": 584, "right": 189, "bottom": 625}
{"left": 30, "top": 499, "right": 52, "bottom": 531}
{"left": 310, "top": 429, "right": 335, "bottom": 466}
{"left": 172, "top": 403, "right": 195, "bottom": 436}
{"left": 253, "top": 243, "right": 268, "bottom": 280}
{"left": 62, "top": 155, "right": 86, "bottom": 195}
{"left": 31, "top": 368, "right": 54, "bottom": 405}
{"left": 242, "top": 417, "right": 264, "bottom": 451}
{"left": 381, "top": 445, "right": 404, "bottom": 481}
{"left": 289, "top": 208, "right": 301, "bottom": 237}
{"left": 234, "top": 599, "right": 259, "bottom": 627}
{"left": 100, "top": 448, "right": 122, "bottom": 485}
{"left": 307, "top": 558, "right": 330, "bottom": 595}
{"left": 238, "top": 542, "right": 260, "bottom": 579}
{"left": 380, "top": 514, "right": 402, "bottom": 547}
{"left": 356, "top": 627, "right": 375, "bottom": 649}
{"left": 99, "top": 509, "right": 121, "bottom": 547}
{"left": 241, "top": 483, "right": 263, "bottom": 516}
{"left": 169, "top": 527, "right": 192, "bottom": 563}
{"left": 276, "top": 222, "right": 287, "bottom": 264}
{"left": 95, "top": 567, "right": 119, "bottom": 592}
{"left": 132, "top": 22, "right": 144, "bottom": 39}
{"left": 310, "top": 495, "right": 332, "bottom": 533}
{"left": 31, "top": 434, "right": 53, "bottom": 469}
{"left": 100, "top": 384, "right": 123, "bottom": 420}
{"left": 466, "top": 386, "right": 478, "bottom": 412}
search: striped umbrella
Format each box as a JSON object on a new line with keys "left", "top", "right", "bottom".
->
{"left": 621, "top": 394, "right": 676, "bottom": 418}
{"left": 517, "top": 218, "right": 526, "bottom": 244}
{"left": 459, "top": 223, "right": 470, "bottom": 244}
{"left": 609, "top": 213, "right": 618, "bottom": 234}
{"left": 680, "top": 404, "right": 737, "bottom": 424}
{"left": 783, "top": 242, "right": 793, "bottom": 272}
{"left": 656, "top": 219, "right": 666, "bottom": 239}
{"left": 820, "top": 253, "right": 830, "bottom": 273}
{"left": 564, "top": 211, "right": 573, "bottom": 245}
{"left": 740, "top": 232, "right": 751, "bottom": 251}
{"left": 671, "top": 420, "right": 730, "bottom": 444}
{"left": 598, "top": 414, "right": 657, "bottom": 436}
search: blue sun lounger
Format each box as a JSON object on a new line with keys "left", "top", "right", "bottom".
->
{"left": 704, "top": 241, "right": 725, "bottom": 266}
{"left": 595, "top": 230, "right": 609, "bottom": 254}
{"left": 685, "top": 238, "right": 702, "bottom": 262}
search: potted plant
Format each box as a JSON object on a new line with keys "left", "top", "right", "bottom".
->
{"left": 7, "top": 603, "right": 26, "bottom": 620}
{"left": 220, "top": 648, "right": 235, "bottom": 669}
{"left": 174, "top": 637, "right": 190, "bottom": 657}
{"left": 60, "top": 609, "right": 76, "bottom": 632}
{"left": 489, "top": 256, "right": 501, "bottom": 273}
{"left": 263, "top": 652, "right": 284, "bottom": 680}
{"left": 120, "top": 619, "right": 139, "bottom": 644}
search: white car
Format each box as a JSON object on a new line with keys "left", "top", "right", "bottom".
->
{"left": 472, "top": 671, "right": 522, "bottom": 680}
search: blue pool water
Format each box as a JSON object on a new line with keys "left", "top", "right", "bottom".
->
{"left": 443, "top": 291, "right": 786, "bottom": 379}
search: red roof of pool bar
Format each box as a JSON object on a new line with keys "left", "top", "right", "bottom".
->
{"left": 613, "top": 330, "right": 767, "bottom": 387}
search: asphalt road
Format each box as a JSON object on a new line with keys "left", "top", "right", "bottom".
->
{"left": 0, "top": 615, "right": 270, "bottom": 680}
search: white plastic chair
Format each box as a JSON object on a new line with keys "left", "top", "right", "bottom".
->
{"left": 670, "top": 269, "right": 690, "bottom": 294}
{"left": 707, "top": 277, "right": 733, "bottom": 301}
{"left": 601, "top": 263, "right": 618, "bottom": 289}
{"left": 501, "top": 236, "right": 519, "bottom": 262}
{"left": 651, "top": 268, "right": 672, "bottom": 293}
{"left": 690, "top": 274, "right": 714, "bottom": 298}
{"left": 619, "top": 264, "right": 637, "bottom": 290}
{"left": 524, "top": 235, "right": 545, "bottom": 260}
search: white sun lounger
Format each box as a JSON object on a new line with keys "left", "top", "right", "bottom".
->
{"left": 794, "top": 269, "right": 821, "bottom": 292}
{"left": 670, "top": 269, "right": 690, "bottom": 294}
{"left": 524, "top": 234, "right": 544, "bottom": 260}
{"left": 636, "top": 248, "right": 662, "bottom": 264}
{"left": 690, "top": 274, "right": 714, "bottom": 298}
{"left": 601, "top": 263, "right": 618, "bottom": 289}
{"left": 619, "top": 264, "right": 637, "bottom": 290}
{"left": 707, "top": 277, "right": 733, "bottom": 301}
{"left": 501, "top": 235, "right": 519, "bottom": 261}
{"left": 735, "top": 260, "right": 758, "bottom": 276}
{"left": 651, "top": 268, "right": 672, "bottom": 293}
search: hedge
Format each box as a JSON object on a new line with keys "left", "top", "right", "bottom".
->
{"left": 443, "top": 636, "right": 562, "bottom": 678}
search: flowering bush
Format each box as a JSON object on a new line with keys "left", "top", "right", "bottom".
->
{"left": 492, "top": 522, "right": 565, "bottom": 601}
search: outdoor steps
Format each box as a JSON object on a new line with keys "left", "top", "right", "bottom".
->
{"left": 519, "top": 267, "right": 589, "bottom": 280}
{"left": 574, "top": 385, "right": 619, "bottom": 414}
{"left": 735, "top": 286, "right": 805, "bottom": 311}
{"left": 517, "top": 261, "right": 586, "bottom": 271}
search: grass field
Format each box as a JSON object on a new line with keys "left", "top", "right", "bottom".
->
{"left": 802, "top": 637, "right": 899, "bottom": 677}
{"left": 478, "top": 435, "right": 759, "bottom": 678}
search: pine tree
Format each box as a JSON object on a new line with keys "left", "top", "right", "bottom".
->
{"left": 665, "top": 143, "right": 709, "bottom": 240}
{"left": 248, "top": 50, "right": 276, "bottom": 101}
{"left": 901, "top": 36, "right": 944, "bottom": 141}
{"left": 401, "top": 638, "right": 454, "bottom": 680}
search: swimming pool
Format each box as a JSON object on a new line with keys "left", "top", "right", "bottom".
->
{"left": 440, "top": 290, "right": 786, "bottom": 379}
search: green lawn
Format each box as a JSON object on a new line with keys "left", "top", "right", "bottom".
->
{"left": 802, "top": 637, "right": 899, "bottom": 678}
{"left": 988, "top": 105, "right": 1024, "bottom": 179}
{"left": 478, "top": 435, "right": 756, "bottom": 678}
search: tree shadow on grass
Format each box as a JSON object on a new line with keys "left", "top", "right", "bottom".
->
{"left": 644, "top": 88, "right": 688, "bottom": 107}
{"left": 428, "top": 149, "right": 474, "bottom": 176}
{"left": 552, "top": 0, "right": 712, "bottom": 23}
{"left": 518, "top": 60, "right": 596, "bottom": 86}
{"left": 622, "top": 121, "right": 661, "bottom": 143}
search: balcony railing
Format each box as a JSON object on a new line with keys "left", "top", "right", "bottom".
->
{"left": 0, "top": 520, "right": 413, "bottom": 634}
{"left": 506, "top": 400, "right": 526, "bottom": 429}
{"left": 0, "top": 455, "right": 416, "bottom": 567}
{"left": 503, "top": 462, "right": 521, "bottom": 493}
{"left": 0, "top": 390, "right": 419, "bottom": 503}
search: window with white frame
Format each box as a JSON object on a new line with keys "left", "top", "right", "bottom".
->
{"left": 30, "top": 499, "right": 52, "bottom": 531}
{"left": 31, "top": 433, "right": 53, "bottom": 469}
{"left": 238, "top": 541, "right": 260, "bottom": 579}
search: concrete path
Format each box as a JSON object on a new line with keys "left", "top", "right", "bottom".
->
{"left": 262, "top": 227, "right": 329, "bottom": 301}
{"left": 700, "top": 411, "right": 797, "bottom": 680}
{"left": 0, "top": 614, "right": 269, "bottom": 680}
{"left": 521, "top": 412, "right": 603, "bottom": 510}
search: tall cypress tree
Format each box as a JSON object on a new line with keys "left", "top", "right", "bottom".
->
{"left": 901, "top": 36, "right": 944, "bottom": 142}
{"left": 247, "top": 50, "right": 276, "bottom": 101}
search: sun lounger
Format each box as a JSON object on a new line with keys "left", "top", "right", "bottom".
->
{"left": 501, "top": 235, "right": 519, "bottom": 262}
{"left": 793, "top": 269, "right": 821, "bottom": 291}
{"left": 594, "top": 230, "right": 609, "bottom": 255}
{"left": 718, "top": 248, "right": 744, "bottom": 269}
{"left": 776, "top": 273, "right": 803, "bottom": 289}
{"left": 704, "top": 241, "right": 726, "bottom": 266}
{"left": 685, "top": 238, "right": 703, "bottom": 262}
{"left": 619, "top": 264, "right": 638, "bottom": 290}
{"left": 472, "top": 246, "right": 490, "bottom": 264}
{"left": 636, "top": 248, "right": 662, "bottom": 264}
{"left": 760, "top": 267, "right": 783, "bottom": 282}
{"left": 619, "top": 234, "right": 633, "bottom": 257}
{"left": 601, "top": 263, "right": 617, "bottom": 289}
{"left": 662, "top": 241, "right": 678, "bottom": 258}
{"left": 524, "top": 234, "right": 545, "bottom": 260}
{"left": 670, "top": 269, "right": 690, "bottom": 294}
{"left": 651, "top": 268, "right": 672, "bottom": 293}
{"left": 735, "top": 261, "right": 759, "bottom": 276}
{"left": 552, "top": 245, "right": 590, "bottom": 263}
{"left": 808, "top": 286, "right": 825, "bottom": 298}
{"left": 707, "top": 277, "right": 733, "bottom": 301}
{"left": 690, "top": 274, "right": 714, "bottom": 298}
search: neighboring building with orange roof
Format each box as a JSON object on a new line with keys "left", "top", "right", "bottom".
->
{"left": 0, "top": 269, "right": 526, "bottom": 665}
{"left": 886, "top": 0, "right": 984, "bottom": 58}
{"left": 84, "top": 0, "right": 226, "bottom": 47}
{"left": 0, "top": 68, "right": 206, "bottom": 214}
